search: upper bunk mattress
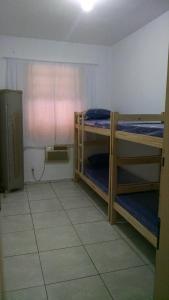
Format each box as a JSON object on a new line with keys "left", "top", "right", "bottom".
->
{"left": 84, "top": 120, "right": 164, "bottom": 137}
{"left": 117, "top": 122, "right": 164, "bottom": 138}
{"left": 116, "top": 191, "right": 159, "bottom": 236}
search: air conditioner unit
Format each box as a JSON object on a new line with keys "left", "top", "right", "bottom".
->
{"left": 45, "top": 145, "right": 69, "bottom": 162}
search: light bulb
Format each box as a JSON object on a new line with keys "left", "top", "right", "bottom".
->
{"left": 80, "top": 0, "right": 95, "bottom": 12}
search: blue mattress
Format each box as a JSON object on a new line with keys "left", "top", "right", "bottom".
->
{"left": 117, "top": 122, "right": 164, "bottom": 138}
{"left": 84, "top": 164, "right": 145, "bottom": 193}
{"left": 116, "top": 191, "right": 159, "bottom": 236}
{"left": 84, "top": 119, "right": 164, "bottom": 137}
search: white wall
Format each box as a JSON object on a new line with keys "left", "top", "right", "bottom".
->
{"left": 108, "top": 11, "right": 169, "bottom": 181}
{"left": 0, "top": 58, "right": 6, "bottom": 88}
{"left": 108, "top": 11, "right": 169, "bottom": 113}
{"left": 0, "top": 35, "right": 111, "bottom": 182}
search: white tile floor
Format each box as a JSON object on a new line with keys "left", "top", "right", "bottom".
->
{"left": 0, "top": 180, "right": 155, "bottom": 299}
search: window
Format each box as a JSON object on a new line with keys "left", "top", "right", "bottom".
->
{"left": 6, "top": 59, "right": 96, "bottom": 147}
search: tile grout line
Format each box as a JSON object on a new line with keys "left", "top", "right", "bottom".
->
{"left": 4, "top": 182, "right": 154, "bottom": 297}
{"left": 111, "top": 225, "right": 154, "bottom": 268}
{"left": 53, "top": 181, "right": 108, "bottom": 217}
{"left": 51, "top": 181, "right": 154, "bottom": 297}
{"left": 50, "top": 182, "right": 114, "bottom": 300}
{"left": 26, "top": 189, "right": 49, "bottom": 300}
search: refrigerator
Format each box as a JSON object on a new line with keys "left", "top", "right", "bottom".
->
{"left": 0, "top": 90, "right": 24, "bottom": 191}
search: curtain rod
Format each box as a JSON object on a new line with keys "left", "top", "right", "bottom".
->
{"left": 4, "top": 56, "right": 98, "bottom": 67}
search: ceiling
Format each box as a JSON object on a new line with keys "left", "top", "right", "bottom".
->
{"left": 0, "top": 0, "right": 169, "bottom": 46}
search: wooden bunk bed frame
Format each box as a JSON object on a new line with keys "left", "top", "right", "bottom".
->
{"left": 110, "top": 112, "right": 164, "bottom": 247}
{"left": 74, "top": 112, "right": 113, "bottom": 216}
{"left": 74, "top": 111, "right": 162, "bottom": 220}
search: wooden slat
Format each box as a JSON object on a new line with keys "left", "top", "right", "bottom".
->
{"left": 116, "top": 131, "right": 163, "bottom": 148}
{"left": 76, "top": 124, "right": 110, "bottom": 136}
{"left": 77, "top": 114, "right": 81, "bottom": 172}
{"left": 81, "top": 112, "right": 85, "bottom": 174}
{"left": 114, "top": 202, "right": 157, "bottom": 247}
{"left": 154, "top": 52, "right": 169, "bottom": 299}
{"left": 76, "top": 170, "right": 109, "bottom": 203}
{"left": 117, "top": 155, "right": 161, "bottom": 166}
{"left": 117, "top": 182, "right": 159, "bottom": 194}
{"left": 84, "top": 140, "right": 109, "bottom": 146}
{"left": 74, "top": 112, "right": 79, "bottom": 181}
{"left": 117, "top": 113, "right": 164, "bottom": 122}
{"left": 110, "top": 112, "right": 119, "bottom": 223}
{"left": 108, "top": 112, "right": 114, "bottom": 220}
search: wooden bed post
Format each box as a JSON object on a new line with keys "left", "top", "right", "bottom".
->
{"left": 81, "top": 112, "right": 85, "bottom": 174}
{"left": 110, "top": 112, "right": 119, "bottom": 224}
{"left": 108, "top": 112, "right": 113, "bottom": 220}
{"left": 73, "top": 112, "right": 78, "bottom": 182}
{"left": 154, "top": 52, "right": 169, "bottom": 299}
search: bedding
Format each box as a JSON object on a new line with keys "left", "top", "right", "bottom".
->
{"left": 85, "top": 109, "right": 110, "bottom": 120}
{"left": 116, "top": 191, "right": 159, "bottom": 236}
{"left": 88, "top": 153, "right": 109, "bottom": 168}
{"left": 84, "top": 163, "right": 146, "bottom": 193}
{"left": 84, "top": 119, "right": 164, "bottom": 137}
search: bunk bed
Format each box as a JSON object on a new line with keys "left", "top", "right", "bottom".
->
{"left": 74, "top": 109, "right": 160, "bottom": 219}
{"left": 110, "top": 112, "right": 164, "bottom": 247}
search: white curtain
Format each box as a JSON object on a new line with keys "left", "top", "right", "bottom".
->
{"left": 6, "top": 59, "right": 96, "bottom": 147}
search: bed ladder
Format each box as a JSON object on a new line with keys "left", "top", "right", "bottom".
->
{"left": 77, "top": 113, "right": 85, "bottom": 174}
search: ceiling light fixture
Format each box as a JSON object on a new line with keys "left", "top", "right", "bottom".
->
{"left": 79, "top": 0, "right": 96, "bottom": 12}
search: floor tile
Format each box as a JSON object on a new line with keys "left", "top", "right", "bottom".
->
{"left": 32, "top": 211, "right": 71, "bottom": 229}
{"left": 56, "top": 188, "right": 85, "bottom": 195}
{"left": 1, "top": 199, "right": 30, "bottom": 216}
{"left": 51, "top": 181, "right": 79, "bottom": 189}
{"left": 75, "top": 221, "right": 120, "bottom": 244}
{"left": 102, "top": 266, "right": 154, "bottom": 300}
{"left": 4, "top": 254, "right": 43, "bottom": 291}
{"left": 27, "top": 185, "right": 56, "bottom": 201}
{"left": 114, "top": 223, "right": 156, "bottom": 267}
{"left": 5, "top": 286, "right": 47, "bottom": 300}
{"left": 67, "top": 207, "right": 105, "bottom": 224}
{"left": 1, "top": 215, "right": 33, "bottom": 234}
{"left": 47, "top": 276, "right": 111, "bottom": 300}
{"left": 52, "top": 187, "right": 82, "bottom": 195}
{"left": 30, "top": 199, "right": 63, "bottom": 213}
{"left": 36, "top": 225, "right": 81, "bottom": 251}
{"left": 1, "top": 191, "right": 28, "bottom": 202}
{"left": 59, "top": 195, "right": 93, "bottom": 210}
{"left": 2, "top": 231, "right": 37, "bottom": 257}
{"left": 85, "top": 239, "right": 144, "bottom": 273}
{"left": 40, "top": 246, "right": 97, "bottom": 284}
{"left": 26, "top": 183, "right": 51, "bottom": 191}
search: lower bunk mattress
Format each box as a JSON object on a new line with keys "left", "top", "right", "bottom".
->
{"left": 84, "top": 164, "right": 146, "bottom": 193}
{"left": 84, "top": 164, "right": 159, "bottom": 236}
{"left": 116, "top": 191, "right": 159, "bottom": 236}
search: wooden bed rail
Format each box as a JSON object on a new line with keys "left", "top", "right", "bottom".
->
{"left": 117, "top": 155, "right": 161, "bottom": 166}
{"left": 117, "top": 182, "right": 160, "bottom": 194}
{"left": 116, "top": 112, "right": 164, "bottom": 122}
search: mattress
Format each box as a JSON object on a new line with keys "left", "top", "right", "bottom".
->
{"left": 84, "top": 164, "right": 145, "bottom": 194}
{"left": 117, "top": 122, "right": 164, "bottom": 138}
{"left": 84, "top": 119, "right": 164, "bottom": 137}
{"left": 116, "top": 191, "right": 159, "bottom": 236}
